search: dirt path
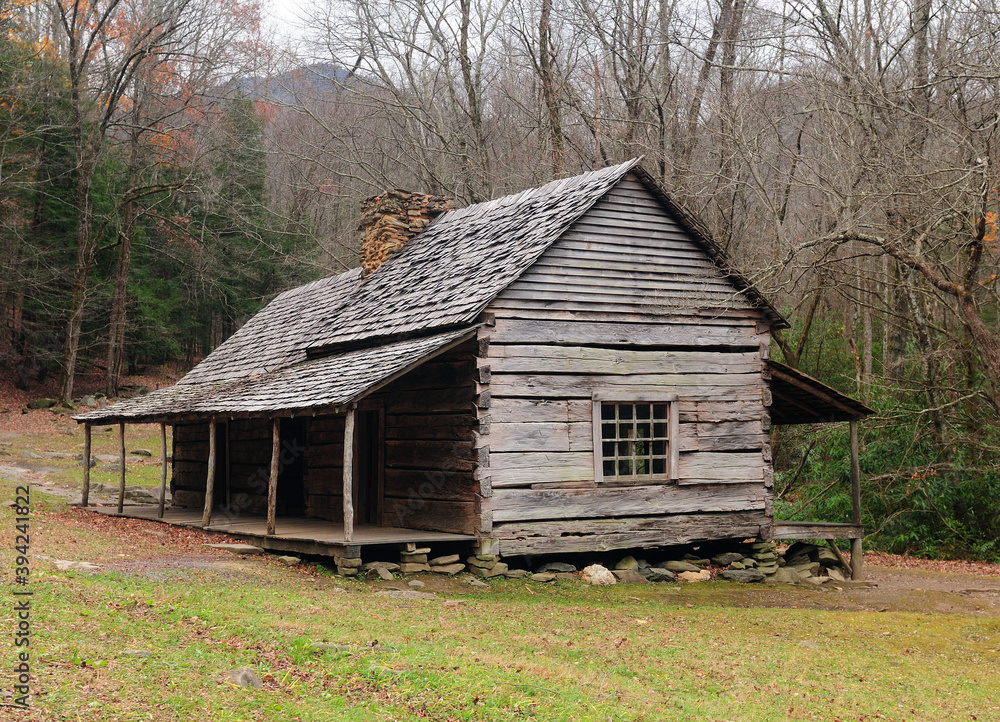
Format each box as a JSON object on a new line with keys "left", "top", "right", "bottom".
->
{"left": 0, "top": 462, "right": 82, "bottom": 501}
{"left": 0, "top": 461, "right": 128, "bottom": 506}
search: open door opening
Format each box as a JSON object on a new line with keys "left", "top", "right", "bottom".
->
{"left": 277, "top": 418, "right": 307, "bottom": 516}
{"left": 354, "top": 408, "right": 384, "bottom": 526}
{"left": 215, "top": 422, "right": 229, "bottom": 511}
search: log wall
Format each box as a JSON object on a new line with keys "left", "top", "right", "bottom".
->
{"left": 482, "top": 172, "right": 774, "bottom": 556}
{"left": 227, "top": 417, "right": 274, "bottom": 516}
{"left": 369, "top": 339, "right": 480, "bottom": 535}
{"left": 166, "top": 340, "right": 478, "bottom": 536}
{"left": 171, "top": 418, "right": 275, "bottom": 512}
{"left": 303, "top": 414, "right": 344, "bottom": 521}
{"left": 171, "top": 421, "right": 209, "bottom": 508}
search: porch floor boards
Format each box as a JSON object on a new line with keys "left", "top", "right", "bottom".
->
{"left": 87, "top": 504, "right": 476, "bottom": 555}
{"left": 772, "top": 520, "right": 863, "bottom": 540}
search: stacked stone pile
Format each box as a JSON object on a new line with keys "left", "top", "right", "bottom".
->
{"left": 530, "top": 540, "right": 852, "bottom": 586}
{"left": 749, "top": 541, "right": 780, "bottom": 574}
{"left": 334, "top": 552, "right": 362, "bottom": 577}
{"left": 428, "top": 554, "right": 465, "bottom": 576}
{"left": 338, "top": 539, "right": 853, "bottom": 587}
{"left": 696, "top": 540, "right": 852, "bottom": 584}
{"left": 466, "top": 553, "right": 508, "bottom": 578}
{"left": 400, "top": 548, "right": 432, "bottom": 573}
{"left": 769, "top": 542, "right": 850, "bottom": 585}
{"left": 359, "top": 190, "right": 454, "bottom": 273}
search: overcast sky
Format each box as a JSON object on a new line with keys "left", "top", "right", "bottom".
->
{"left": 265, "top": 0, "right": 313, "bottom": 42}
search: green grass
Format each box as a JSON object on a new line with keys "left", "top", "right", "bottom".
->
{"left": 3, "top": 480, "right": 999, "bottom": 720}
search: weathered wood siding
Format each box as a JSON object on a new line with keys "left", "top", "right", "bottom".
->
{"left": 369, "top": 339, "right": 480, "bottom": 535}
{"left": 482, "top": 172, "right": 773, "bottom": 555}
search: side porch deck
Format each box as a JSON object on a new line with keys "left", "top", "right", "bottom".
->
{"left": 772, "top": 520, "right": 863, "bottom": 540}
{"left": 772, "top": 520, "right": 864, "bottom": 579}
{"left": 89, "top": 504, "right": 476, "bottom": 558}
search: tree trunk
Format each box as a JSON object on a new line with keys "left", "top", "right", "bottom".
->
{"left": 538, "top": 0, "right": 564, "bottom": 174}
{"left": 106, "top": 129, "right": 140, "bottom": 397}
{"left": 862, "top": 288, "right": 873, "bottom": 399}
{"left": 677, "top": 0, "right": 730, "bottom": 175}
{"left": 655, "top": 0, "right": 676, "bottom": 180}
{"left": 458, "top": 0, "right": 491, "bottom": 198}
{"left": 884, "top": 261, "right": 909, "bottom": 382}
{"left": 58, "top": 167, "right": 94, "bottom": 405}
{"left": 714, "top": 0, "right": 746, "bottom": 246}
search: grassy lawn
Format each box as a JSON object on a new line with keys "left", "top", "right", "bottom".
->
{"left": 2, "top": 479, "right": 998, "bottom": 721}
{"left": 8, "top": 423, "right": 170, "bottom": 491}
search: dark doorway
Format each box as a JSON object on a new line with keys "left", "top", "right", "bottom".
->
{"left": 215, "top": 422, "right": 229, "bottom": 510}
{"left": 278, "top": 418, "right": 307, "bottom": 516}
{"left": 354, "top": 409, "right": 384, "bottom": 525}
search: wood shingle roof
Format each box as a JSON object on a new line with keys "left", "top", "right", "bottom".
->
{"left": 75, "top": 159, "right": 787, "bottom": 424}
{"left": 303, "top": 159, "right": 645, "bottom": 352}
{"left": 73, "top": 327, "right": 475, "bottom": 423}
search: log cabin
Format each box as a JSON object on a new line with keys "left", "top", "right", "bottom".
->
{"left": 74, "top": 159, "right": 872, "bottom": 574}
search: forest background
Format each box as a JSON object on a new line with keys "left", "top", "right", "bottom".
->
{"left": 2, "top": 0, "right": 998, "bottom": 560}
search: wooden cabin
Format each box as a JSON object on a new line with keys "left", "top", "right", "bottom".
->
{"left": 75, "top": 159, "right": 872, "bottom": 571}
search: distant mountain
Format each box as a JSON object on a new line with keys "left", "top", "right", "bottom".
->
{"left": 232, "top": 63, "right": 351, "bottom": 106}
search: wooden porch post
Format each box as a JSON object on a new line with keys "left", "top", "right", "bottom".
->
{"left": 202, "top": 419, "right": 217, "bottom": 527}
{"left": 117, "top": 422, "right": 126, "bottom": 513}
{"left": 267, "top": 417, "right": 280, "bottom": 535}
{"left": 849, "top": 420, "right": 863, "bottom": 580}
{"left": 81, "top": 423, "right": 91, "bottom": 507}
{"left": 158, "top": 423, "right": 168, "bottom": 518}
{"left": 343, "top": 407, "right": 356, "bottom": 542}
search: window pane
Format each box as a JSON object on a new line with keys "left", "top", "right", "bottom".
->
{"left": 598, "top": 401, "right": 674, "bottom": 481}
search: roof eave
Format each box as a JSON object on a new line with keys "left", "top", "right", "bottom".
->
{"left": 767, "top": 360, "right": 874, "bottom": 424}
{"left": 73, "top": 326, "right": 480, "bottom": 425}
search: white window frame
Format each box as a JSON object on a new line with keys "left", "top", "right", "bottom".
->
{"left": 592, "top": 392, "right": 679, "bottom": 485}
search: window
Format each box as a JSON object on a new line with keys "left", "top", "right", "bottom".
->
{"left": 593, "top": 395, "right": 678, "bottom": 484}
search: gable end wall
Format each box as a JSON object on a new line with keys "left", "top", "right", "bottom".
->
{"left": 481, "top": 174, "right": 774, "bottom": 556}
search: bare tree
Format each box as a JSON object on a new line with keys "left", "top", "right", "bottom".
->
{"left": 50, "top": 0, "right": 191, "bottom": 403}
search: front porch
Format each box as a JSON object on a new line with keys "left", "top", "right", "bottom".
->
{"left": 767, "top": 360, "right": 873, "bottom": 580}
{"left": 89, "top": 504, "right": 476, "bottom": 558}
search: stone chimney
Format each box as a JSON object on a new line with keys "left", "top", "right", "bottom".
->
{"left": 359, "top": 190, "right": 454, "bottom": 274}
